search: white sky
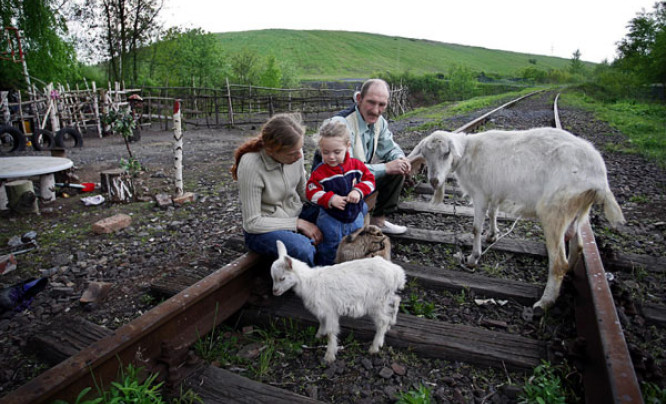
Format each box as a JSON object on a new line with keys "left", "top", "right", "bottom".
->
{"left": 160, "top": 0, "right": 657, "bottom": 63}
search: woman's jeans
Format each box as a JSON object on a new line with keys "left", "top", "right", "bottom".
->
{"left": 243, "top": 204, "right": 320, "bottom": 267}
{"left": 315, "top": 202, "right": 367, "bottom": 266}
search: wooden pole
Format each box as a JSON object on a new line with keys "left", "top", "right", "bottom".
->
{"left": 48, "top": 83, "right": 61, "bottom": 133}
{"left": 173, "top": 99, "right": 183, "bottom": 196}
{"left": 92, "top": 82, "right": 103, "bottom": 138}
{"left": 225, "top": 78, "right": 234, "bottom": 127}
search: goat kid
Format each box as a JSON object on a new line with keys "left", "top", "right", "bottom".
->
{"left": 407, "top": 128, "right": 625, "bottom": 310}
{"left": 334, "top": 224, "right": 391, "bottom": 263}
{"left": 271, "top": 240, "right": 405, "bottom": 363}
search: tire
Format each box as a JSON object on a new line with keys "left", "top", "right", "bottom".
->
{"left": 0, "top": 125, "right": 27, "bottom": 153}
{"left": 31, "top": 129, "right": 55, "bottom": 151}
{"left": 55, "top": 127, "right": 83, "bottom": 149}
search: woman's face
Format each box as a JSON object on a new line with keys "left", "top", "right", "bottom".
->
{"left": 267, "top": 137, "right": 304, "bottom": 165}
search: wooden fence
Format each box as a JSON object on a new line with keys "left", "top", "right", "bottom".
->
{"left": 1, "top": 81, "right": 410, "bottom": 137}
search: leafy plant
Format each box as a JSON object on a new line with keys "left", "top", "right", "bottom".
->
{"left": 395, "top": 384, "right": 433, "bottom": 404}
{"left": 642, "top": 381, "right": 666, "bottom": 403}
{"left": 518, "top": 360, "right": 567, "bottom": 404}
{"left": 401, "top": 292, "right": 437, "bottom": 319}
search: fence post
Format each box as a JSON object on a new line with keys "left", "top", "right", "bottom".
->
{"left": 92, "top": 82, "right": 103, "bottom": 138}
{"left": 47, "top": 83, "right": 60, "bottom": 133}
{"left": 225, "top": 77, "right": 234, "bottom": 127}
{"left": 173, "top": 99, "right": 183, "bottom": 197}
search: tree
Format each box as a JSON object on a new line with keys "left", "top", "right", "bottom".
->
{"left": 0, "top": 0, "right": 79, "bottom": 88}
{"left": 149, "top": 28, "right": 226, "bottom": 87}
{"left": 67, "top": 0, "right": 163, "bottom": 85}
{"left": 615, "top": 1, "right": 666, "bottom": 86}
{"left": 260, "top": 55, "right": 282, "bottom": 88}
{"left": 569, "top": 49, "right": 584, "bottom": 76}
{"left": 230, "top": 48, "right": 260, "bottom": 85}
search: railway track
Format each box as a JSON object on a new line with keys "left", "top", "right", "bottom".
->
{"left": 3, "top": 90, "right": 647, "bottom": 403}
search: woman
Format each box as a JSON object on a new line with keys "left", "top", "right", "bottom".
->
{"left": 231, "top": 113, "right": 322, "bottom": 266}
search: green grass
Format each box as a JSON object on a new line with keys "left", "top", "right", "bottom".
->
{"left": 216, "top": 30, "right": 590, "bottom": 80}
{"left": 560, "top": 91, "right": 666, "bottom": 168}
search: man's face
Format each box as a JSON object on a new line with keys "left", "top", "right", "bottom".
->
{"left": 357, "top": 84, "right": 389, "bottom": 125}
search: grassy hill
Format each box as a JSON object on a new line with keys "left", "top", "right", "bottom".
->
{"left": 215, "top": 29, "right": 593, "bottom": 81}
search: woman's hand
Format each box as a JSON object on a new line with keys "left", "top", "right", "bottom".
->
{"left": 297, "top": 218, "right": 322, "bottom": 245}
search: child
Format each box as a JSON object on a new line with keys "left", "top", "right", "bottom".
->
{"left": 306, "top": 121, "right": 376, "bottom": 265}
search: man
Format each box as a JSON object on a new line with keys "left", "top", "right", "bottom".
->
{"left": 322, "top": 78, "right": 411, "bottom": 235}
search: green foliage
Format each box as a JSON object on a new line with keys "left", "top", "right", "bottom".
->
{"left": 0, "top": 0, "right": 79, "bottom": 88}
{"left": 54, "top": 364, "right": 170, "bottom": 404}
{"left": 518, "top": 361, "right": 567, "bottom": 404}
{"left": 149, "top": 28, "right": 228, "bottom": 88}
{"left": 103, "top": 110, "right": 135, "bottom": 138}
{"left": 615, "top": 2, "right": 666, "bottom": 86}
{"left": 260, "top": 54, "right": 282, "bottom": 88}
{"left": 230, "top": 47, "right": 261, "bottom": 85}
{"left": 642, "top": 381, "right": 666, "bottom": 403}
{"left": 395, "top": 384, "right": 433, "bottom": 404}
{"left": 560, "top": 90, "right": 666, "bottom": 167}
{"left": 401, "top": 292, "right": 437, "bottom": 319}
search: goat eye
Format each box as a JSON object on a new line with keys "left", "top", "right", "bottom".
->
{"left": 280, "top": 277, "right": 285, "bottom": 281}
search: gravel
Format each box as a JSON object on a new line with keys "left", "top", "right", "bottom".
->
{"left": 0, "top": 92, "right": 664, "bottom": 402}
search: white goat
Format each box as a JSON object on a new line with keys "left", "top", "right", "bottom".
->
{"left": 271, "top": 240, "right": 406, "bottom": 363}
{"left": 408, "top": 128, "right": 625, "bottom": 310}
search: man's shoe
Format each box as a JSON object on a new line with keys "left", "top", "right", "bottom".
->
{"left": 380, "top": 220, "right": 407, "bottom": 235}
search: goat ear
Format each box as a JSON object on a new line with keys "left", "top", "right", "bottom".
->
{"left": 285, "top": 256, "right": 294, "bottom": 270}
{"left": 276, "top": 240, "right": 287, "bottom": 257}
{"left": 448, "top": 136, "right": 463, "bottom": 161}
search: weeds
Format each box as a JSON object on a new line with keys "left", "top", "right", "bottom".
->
{"left": 518, "top": 360, "right": 567, "bottom": 404}
{"left": 642, "top": 381, "right": 666, "bottom": 403}
{"left": 395, "top": 384, "right": 433, "bottom": 404}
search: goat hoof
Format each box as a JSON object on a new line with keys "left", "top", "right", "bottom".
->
{"left": 324, "top": 354, "right": 336, "bottom": 364}
{"left": 485, "top": 235, "right": 497, "bottom": 243}
{"left": 465, "top": 255, "right": 478, "bottom": 267}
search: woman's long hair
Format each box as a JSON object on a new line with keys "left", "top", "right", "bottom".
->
{"left": 230, "top": 113, "right": 305, "bottom": 180}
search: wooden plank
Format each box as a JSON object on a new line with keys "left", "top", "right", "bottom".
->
{"left": 395, "top": 227, "right": 548, "bottom": 257}
{"left": 602, "top": 252, "right": 666, "bottom": 274}
{"left": 29, "top": 317, "right": 113, "bottom": 365}
{"left": 184, "top": 366, "right": 322, "bottom": 403}
{"left": 399, "top": 200, "right": 519, "bottom": 221}
{"left": 402, "top": 263, "right": 542, "bottom": 305}
{"left": 239, "top": 293, "right": 545, "bottom": 371}
{"left": 642, "top": 303, "right": 666, "bottom": 327}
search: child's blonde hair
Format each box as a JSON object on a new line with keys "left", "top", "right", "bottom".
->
{"left": 313, "top": 120, "right": 350, "bottom": 146}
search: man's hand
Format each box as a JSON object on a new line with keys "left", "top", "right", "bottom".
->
{"left": 385, "top": 157, "right": 412, "bottom": 176}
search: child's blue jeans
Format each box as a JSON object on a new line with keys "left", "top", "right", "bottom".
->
{"left": 315, "top": 202, "right": 367, "bottom": 266}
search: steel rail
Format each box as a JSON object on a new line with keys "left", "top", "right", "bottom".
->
{"left": 452, "top": 89, "right": 545, "bottom": 134}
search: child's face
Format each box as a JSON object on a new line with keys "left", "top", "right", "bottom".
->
{"left": 320, "top": 137, "right": 348, "bottom": 167}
